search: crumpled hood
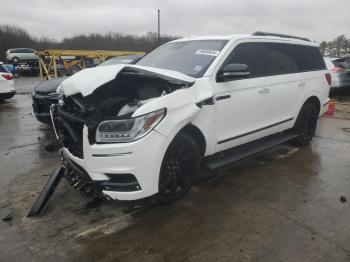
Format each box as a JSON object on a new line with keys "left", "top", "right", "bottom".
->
{"left": 57, "top": 64, "right": 196, "bottom": 97}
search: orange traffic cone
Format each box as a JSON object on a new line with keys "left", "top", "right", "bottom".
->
{"left": 325, "top": 100, "right": 335, "bottom": 115}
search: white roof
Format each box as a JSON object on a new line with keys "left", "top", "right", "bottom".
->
{"left": 172, "top": 33, "right": 317, "bottom": 46}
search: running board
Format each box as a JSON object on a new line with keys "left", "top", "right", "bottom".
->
{"left": 203, "top": 133, "right": 298, "bottom": 170}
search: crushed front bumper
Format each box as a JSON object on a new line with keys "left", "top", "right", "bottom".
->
{"left": 59, "top": 126, "right": 168, "bottom": 201}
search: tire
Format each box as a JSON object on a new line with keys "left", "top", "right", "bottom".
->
{"left": 11, "top": 57, "right": 19, "bottom": 64}
{"left": 158, "top": 132, "right": 201, "bottom": 203}
{"left": 291, "top": 102, "right": 319, "bottom": 147}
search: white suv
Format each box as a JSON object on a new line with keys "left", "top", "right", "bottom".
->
{"left": 51, "top": 32, "right": 330, "bottom": 203}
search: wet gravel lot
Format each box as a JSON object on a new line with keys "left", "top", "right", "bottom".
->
{"left": 1, "top": 77, "right": 350, "bottom": 262}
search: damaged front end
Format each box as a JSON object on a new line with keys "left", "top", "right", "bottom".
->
{"left": 30, "top": 65, "right": 195, "bottom": 215}
{"left": 50, "top": 66, "right": 193, "bottom": 158}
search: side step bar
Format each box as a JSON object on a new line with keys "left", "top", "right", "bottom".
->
{"left": 204, "top": 133, "right": 298, "bottom": 170}
{"left": 27, "top": 167, "right": 66, "bottom": 217}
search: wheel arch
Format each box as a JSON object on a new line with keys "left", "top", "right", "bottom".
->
{"left": 296, "top": 91, "right": 322, "bottom": 119}
{"left": 179, "top": 124, "right": 206, "bottom": 157}
{"left": 303, "top": 95, "right": 321, "bottom": 114}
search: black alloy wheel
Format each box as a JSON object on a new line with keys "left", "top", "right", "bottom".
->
{"left": 158, "top": 132, "right": 200, "bottom": 203}
{"left": 291, "top": 103, "right": 319, "bottom": 147}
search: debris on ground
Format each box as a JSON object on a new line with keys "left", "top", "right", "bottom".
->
{"left": 340, "top": 196, "right": 347, "bottom": 203}
{"left": 3, "top": 213, "right": 13, "bottom": 222}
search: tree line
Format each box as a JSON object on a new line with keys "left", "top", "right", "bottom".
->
{"left": 1, "top": 24, "right": 349, "bottom": 62}
{"left": 0, "top": 24, "right": 177, "bottom": 61}
{"left": 319, "top": 35, "right": 350, "bottom": 58}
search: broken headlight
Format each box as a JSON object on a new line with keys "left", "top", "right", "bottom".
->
{"left": 96, "top": 108, "right": 166, "bottom": 143}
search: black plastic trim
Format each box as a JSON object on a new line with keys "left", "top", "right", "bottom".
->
{"left": 216, "top": 95, "right": 231, "bottom": 101}
{"left": 252, "top": 31, "right": 311, "bottom": 42}
{"left": 217, "top": 118, "right": 294, "bottom": 144}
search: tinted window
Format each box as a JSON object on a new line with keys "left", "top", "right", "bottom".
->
{"left": 290, "top": 45, "right": 326, "bottom": 71}
{"left": 137, "top": 40, "right": 228, "bottom": 78}
{"left": 262, "top": 43, "right": 298, "bottom": 75}
{"left": 223, "top": 42, "right": 264, "bottom": 78}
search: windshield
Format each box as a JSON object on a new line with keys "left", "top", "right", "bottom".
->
{"left": 99, "top": 55, "right": 143, "bottom": 66}
{"left": 137, "top": 40, "right": 228, "bottom": 78}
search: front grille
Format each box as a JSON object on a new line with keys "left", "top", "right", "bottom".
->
{"left": 53, "top": 97, "right": 85, "bottom": 159}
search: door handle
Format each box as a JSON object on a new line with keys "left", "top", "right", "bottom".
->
{"left": 297, "top": 82, "right": 306, "bottom": 87}
{"left": 258, "top": 88, "right": 270, "bottom": 94}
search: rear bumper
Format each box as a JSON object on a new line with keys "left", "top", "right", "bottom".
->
{"left": 320, "top": 98, "right": 330, "bottom": 115}
{"left": 0, "top": 90, "right": 16, "bottom": 100}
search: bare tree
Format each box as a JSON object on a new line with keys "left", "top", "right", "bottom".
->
{"left": 0, "top": 24, "right": 178, "bottom": 61}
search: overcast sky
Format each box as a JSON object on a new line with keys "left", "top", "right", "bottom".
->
{"left": 1, "top": 0, "right": 349, "bottom": 43}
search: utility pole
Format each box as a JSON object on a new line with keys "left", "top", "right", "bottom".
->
{"left": 157, "top": 9, "right": 160, "bottom": 44}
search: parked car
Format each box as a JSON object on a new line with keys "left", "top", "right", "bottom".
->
{"left": 324, "top": 57, "right": 350, "bottom": 91}
{"left": 32, "top": 77, "right": 67, "bottom": 124}
{"left": 48, "top": 32, "right": 330, "bottom": 203}
{"left": 32, "top": 55, "right": 143, "bottom": 125}
{"left": 0, "top": 62, "right": 16, "bottom": 101}
{"left": 6, "top": 48, "right": 38, "bottom": 63}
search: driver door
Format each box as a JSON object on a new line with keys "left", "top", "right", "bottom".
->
{"left": 212, "top": 42, "right": 274, "bottom": 152}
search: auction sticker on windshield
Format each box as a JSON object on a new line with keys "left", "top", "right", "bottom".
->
{"left": 195, "top": 49, "right": 220, "bottom": 56}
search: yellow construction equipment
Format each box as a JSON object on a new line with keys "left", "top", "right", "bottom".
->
{"left": 36, "top": 49, "right": 145, "bottom": 79}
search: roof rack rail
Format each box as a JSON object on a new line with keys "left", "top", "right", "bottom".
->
{"left": 252, "top": 31, "right": 311, "bottom": 42}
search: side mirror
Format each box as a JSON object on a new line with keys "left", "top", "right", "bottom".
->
{"left": 217, "top": 63, "right": 250, "bottom": 82}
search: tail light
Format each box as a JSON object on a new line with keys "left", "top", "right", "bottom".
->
{"left": 2, "top": 74, "right": 14, "bottom": 80}
{"left": 330, "top": 67, "right": 344, "bottom": 73}
{"left": 325, "top": 73, "right": 332, "bottom": 86}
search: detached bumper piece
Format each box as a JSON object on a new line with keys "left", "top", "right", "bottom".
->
{"left": 28, "top": 153, "right": 142, "bottom": 216}
{"left": 28, "top": 167, "right": 65, "bottom": 217}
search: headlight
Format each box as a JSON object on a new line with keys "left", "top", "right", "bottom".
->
{"left": 96, "top": 108, "right": 166, "bottom": 143}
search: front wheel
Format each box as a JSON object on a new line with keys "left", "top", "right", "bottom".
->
{"left": 11, "top": 57, "right": 19, "bottom": 64}
{"left": 158, "top": 132, "right": 200, "bottom": 204}
{"left": 291, "top": 102, "right": 319, "bottom": 147}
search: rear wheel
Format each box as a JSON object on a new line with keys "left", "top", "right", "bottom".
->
{"left": 158, "top": 132, "right": 200, "bottom": 203}
{"left": 291, "top": 102, "right": 319, "bottom": 146}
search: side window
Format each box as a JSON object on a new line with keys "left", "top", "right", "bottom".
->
{"left": 290, "top": 45, "right": 326, "bottom": 72}
{"left": 222, "top": 42, "right": 264, "bottom": 78}
{"left": 262, "top": 43, "right": 298, "bottom": 76}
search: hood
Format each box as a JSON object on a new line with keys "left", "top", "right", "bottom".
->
{"left": 35, "top": 77, "right": 67, "bottom": 95}
{"left": 57, "top": 64, "right": 195, "bottom": 97}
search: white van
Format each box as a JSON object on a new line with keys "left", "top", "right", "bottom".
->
{"left": 51, "top": 32, "right": 330, "bottom": 203}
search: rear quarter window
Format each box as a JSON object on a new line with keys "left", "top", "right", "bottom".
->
{"left": 290, "top": 45, "right": 326, "bottom": 72}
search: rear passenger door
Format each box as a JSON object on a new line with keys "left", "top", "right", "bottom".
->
{"left": 262, "top": 43, "right": 326, "bottom": 128}
{"left": 261, "top": 43, "right": 301, "bottom": 128}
